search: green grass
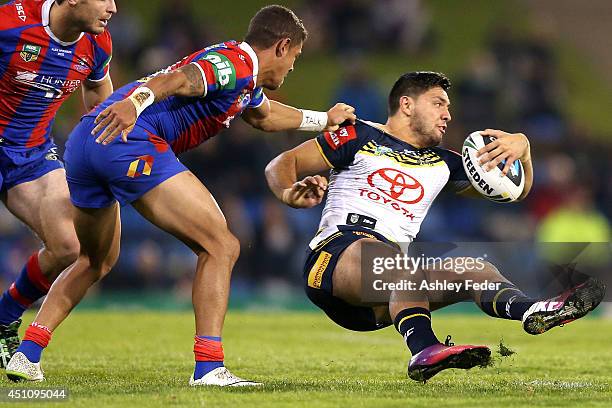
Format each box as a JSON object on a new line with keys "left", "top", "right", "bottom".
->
{"left": 3, "top": 311, "right": 611, "bottom": 407}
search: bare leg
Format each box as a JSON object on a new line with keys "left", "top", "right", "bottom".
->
{"left": 331, "top": 239, "right": 494, "bottom": 381}
{"left": 331, "top": 239, "right": 408, "bottom": 324}
{"left": 3, "top": 169, "right": 79, "bottom": 280}
{"left": 332, "top": 240, "right": 511, "bottom": 322}
{"left": 34, "top": 203, "right": 121, "bottom": 330}
{"left": 132, "top": 171, "right": 240, "bottom": 336}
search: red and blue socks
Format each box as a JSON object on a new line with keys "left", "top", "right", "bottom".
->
{"left": 393, "top": 307, "right": 439, "bottom": 355}
{"left": 0, "top": 253, "right": 50, "bottom": 325}
{"left": 479, "top": 282, "right": 536, "bottom": 320}
{"left": 17, "top": 322, "right": 52, "bottom": 363}
{"left": 193, "top": 336, "right": 224, "bottom": 380}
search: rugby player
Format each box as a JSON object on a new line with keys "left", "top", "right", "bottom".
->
{"left": 5, "top": 5, "right": 356, "bottom": 386}
{"left": 0, "top": 0, "right": 116, "bottom": 367}
{"left": 265, "top": 71, "right": 605, "bottom": 381}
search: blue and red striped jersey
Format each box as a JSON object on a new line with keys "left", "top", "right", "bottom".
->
{"left": 0, "top": 0, "right": 112, "bottom": 149}
{"left": 89, "top": 41, "right": 266, "bottom": 154}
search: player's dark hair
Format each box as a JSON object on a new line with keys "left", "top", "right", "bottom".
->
{"left": 244, "top": 5, "right": 308, "bottom": 49}
{"left": 55, "top": 0, "right": 65, "bottom": 4}
{"left": 388, "top": 71, "right": 451, "bottom": 115}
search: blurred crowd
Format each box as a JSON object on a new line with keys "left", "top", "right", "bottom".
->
{"left": 0, "top": 1, "right": 609, "bottom": 302}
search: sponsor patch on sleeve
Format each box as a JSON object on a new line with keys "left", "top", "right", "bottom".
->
{"left": 203, "top": 52, "right": 236, "bottom": 91}
{"left": 323, "top": 126, "right": 357, "bottom": 150}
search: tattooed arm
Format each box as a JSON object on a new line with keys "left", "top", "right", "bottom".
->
{"left": 155, "top": 63, "right": 205, "bottom": 99}
{"left": 92, "top": 63, "right": 205, "bottom": 144}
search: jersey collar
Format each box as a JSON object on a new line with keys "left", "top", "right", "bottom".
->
{"left": 42, "top": 0, "right": 85, "bottom": 47}
{"left": 239, "top": 41, "right": 259, "bottom": 86}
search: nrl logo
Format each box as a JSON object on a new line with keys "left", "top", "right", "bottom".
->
{"left": 373, "top": 145, "right": 393, "bottom": 156}
{"left": 20, "top": 44, "right": 41, "bottom": 62}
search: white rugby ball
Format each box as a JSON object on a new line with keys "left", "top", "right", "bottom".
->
{"left": 462, "top": 131, "right": 525, "bottom": 202}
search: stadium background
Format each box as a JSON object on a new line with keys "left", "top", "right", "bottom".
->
{"left": 0, "top": 0, "right": 610, "bottom": 310}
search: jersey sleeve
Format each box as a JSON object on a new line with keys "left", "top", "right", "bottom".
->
{"left": 0, "top": 3, "right": 13, "bottom": 33}
{"left": 0, "top": 3, "right": 23, "bottom": 44}
{"left": 247, "top": 86, "right": 266, "bottom": 108}
{"left": 440, "top": 148, "right": 472, "bottom": 193}
{"left": 190, "top": 50, "right": 249, "bottom": 98}
{"left": 314, "top": 125, "right": 362, "bottom": 169}
{"left": 88, "top": 30, "right": 112, "bottom": 82}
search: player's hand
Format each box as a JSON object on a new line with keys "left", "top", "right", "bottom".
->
{"left": 324, "top": 103, "right": 356, "bottom": 132}
{"left": 281, "top": 175, "right": 328, "bottom": 208}
{"left": 476, "top": 129, "right": 530, "bottom": 176}
{"left": 92, "top": 99, "right": 137, "bottom": 145}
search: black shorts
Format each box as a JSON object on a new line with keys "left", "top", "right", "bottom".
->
{"left": 303, "top": 225, "right": 398, "bottom": 332}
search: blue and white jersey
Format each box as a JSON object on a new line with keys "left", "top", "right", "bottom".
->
{"left": 311, "top": 120, "right": 470, "bottom": 248}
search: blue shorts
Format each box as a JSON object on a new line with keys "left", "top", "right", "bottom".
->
{"left": 65, "top": 117, "right": 187, "bottom": 208}
{"left": 0, "top": 139, "right": 64, "bottom": 193}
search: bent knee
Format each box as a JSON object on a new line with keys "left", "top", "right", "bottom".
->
{"left": 78, "top": 256, "right": 116, "bottom": 281}
{"left": 45, "top": 237, "right": 80, "bottom": 269}
{"left": 198, "top": 230, "right": 240, "bottom": 263}
{"left": 78, "top": 246, "right": 119, "bottom": 279}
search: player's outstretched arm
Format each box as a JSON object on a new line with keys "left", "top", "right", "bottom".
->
{"left": 265, "top": 139, "right": 332, "bottom": 208}
{"left": 475, "top": 129, "right": 533, "bottom": 201}
{"left": 92, "top": 64, "right": 205, "bottom": 145}
{"left": 243, "top": 100, "right": 356, "bottom": 133}
{"left": 82, "top": 75, "right": 114, "bottom": 111}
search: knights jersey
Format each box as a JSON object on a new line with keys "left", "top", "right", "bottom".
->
{"left": 0, "top": 0, "right": 112, "bottom": 149}
{"left": 88, "top": 41, "right": 267, "bottom": 154}
{"left": 310, "top": 120, "right": 471, "bottom": 248}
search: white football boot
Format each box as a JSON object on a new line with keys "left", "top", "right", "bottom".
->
{"left": 189, "top": 367, "right": 262, "bottom": 387}
{"left": 5, "top": 352, "right": 44, "bottom": 382}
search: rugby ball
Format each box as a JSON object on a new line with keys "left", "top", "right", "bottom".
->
{"left": 462, "top": 131, "right": 525, "bottom": 202}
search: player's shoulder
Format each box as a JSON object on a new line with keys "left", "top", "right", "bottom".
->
{"left": 0, "top": 0, "right": 43, "bottom": 30}
{"left": 353, "top": 119, "right": 413, "bottom": 149}
{"left": 431, "top": 145, "right": 461, "bottom": 160}
{"left": 319, "top": 120, "right": 384, "bottom": 155}
{"left": 222, "top": 41, "right": 257, "bottom": 78}
{"left": 196, "top": 41, "right": 246, "bottom": 61}
{"left": 430, "top": 145, "right": 464, "bottom": 169}
{"left": 354, "top": 120, "right": 387, "bottom": 138}
{"left": 191, "top": 40, "right": 255, "bottom": 80}
{"left": 86, "top": 29, "right": 112, "bottom": 53}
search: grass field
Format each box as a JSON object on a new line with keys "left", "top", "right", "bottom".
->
{"left": 2, "top": 311, "right": 611, "bottom": 407}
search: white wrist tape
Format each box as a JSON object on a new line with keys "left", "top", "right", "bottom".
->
{"left": 128, "top": 86, "right": 155, "bottom": 117}
{"left": 298, "top": 109, "right": 328, "bottom": 131}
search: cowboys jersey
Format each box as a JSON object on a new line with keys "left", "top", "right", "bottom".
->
{"left": 310, "top": 120, "right": 470, "bottom": 248}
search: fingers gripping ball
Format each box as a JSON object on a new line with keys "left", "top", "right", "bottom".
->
{"left": 462, "top": 132, "right": 525, "bottom": 202}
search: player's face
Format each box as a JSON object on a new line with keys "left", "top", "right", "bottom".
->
{"left": 265, "top": 41, "right": 303, "bottom": 90}
{"left": 72, "top": 0, "right": 117, "bottom": 34}
{"left": 410, "top": 87, "right": 451, "bottom": 147}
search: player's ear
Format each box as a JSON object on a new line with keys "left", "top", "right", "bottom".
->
{"left": 399, "top": 96, "right": 415, "bottom": 116}
{"left": 275, "top": 38, "right": 292, "bottom": 58}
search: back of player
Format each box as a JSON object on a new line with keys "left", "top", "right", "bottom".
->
{"left": 66, "top": 40, "right": 266, "bottom": 208}
{"left": 89, "top": 40, "right": 265, "bottom": 152}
